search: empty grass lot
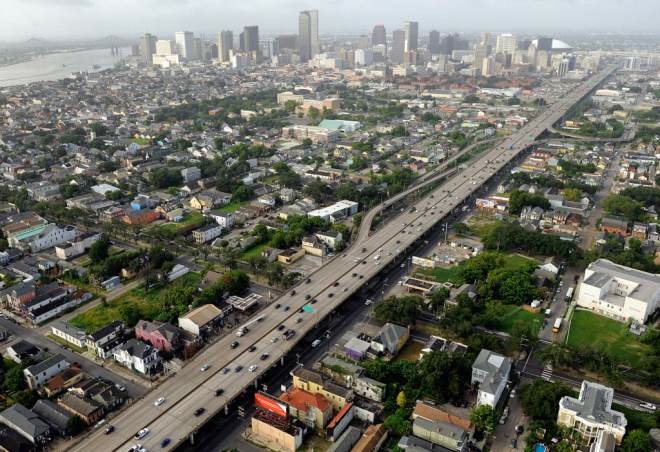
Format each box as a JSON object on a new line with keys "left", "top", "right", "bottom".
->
{"left": 566, "top": 309, "right": 651, "bottom": 367}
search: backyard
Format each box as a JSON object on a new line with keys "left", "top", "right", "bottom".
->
{"left": 70, "top": 272, "right": 201, "bottom": 333}
{"left": 566, "top": 309, "right": 651, "bottom": 367}
{"left": 496, "top": 305, "right": 543, "bottom": 336}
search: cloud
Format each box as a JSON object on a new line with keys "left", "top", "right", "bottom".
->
{"left": 21, "top": 0, "right": 93, "bottom": 5}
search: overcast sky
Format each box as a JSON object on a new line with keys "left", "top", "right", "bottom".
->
{"left": 1, "top": 0, "right": 657, "bottom": 42}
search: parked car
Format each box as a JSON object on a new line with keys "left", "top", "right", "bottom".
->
{"left": 104, "top": 425, "right": 114, "bottom": 435}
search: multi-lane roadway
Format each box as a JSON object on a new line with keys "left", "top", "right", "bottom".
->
{"left": 71, "top": 66, "right": 616, "bottom": 452}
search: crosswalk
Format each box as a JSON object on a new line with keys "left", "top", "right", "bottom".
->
{"left": 542, "top": 362, "right": 553, "bottom": 381}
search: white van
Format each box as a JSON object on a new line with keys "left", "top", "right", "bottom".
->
{"left": 311, "top": 339, "right": 322, "bottom": 348}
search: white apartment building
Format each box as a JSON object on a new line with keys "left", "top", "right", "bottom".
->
{"left": 577, "top": 259, "right": 660, "bottom": 323}
{"left": 23, "top": 354, "right": 70, "bottom": 390}
{"left": 557, "top": 380, "right": 627, "bottom": 445}
{"left": 192, "top": 224, "right": 223, "bottom": 244}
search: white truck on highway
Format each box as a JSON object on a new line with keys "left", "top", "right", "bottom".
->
{"left": 236, "top": 315, "right": 265, "bottom": 337}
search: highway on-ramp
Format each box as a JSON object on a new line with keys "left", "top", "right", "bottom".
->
{"left": 70, "top": 66, "right": 616, "bottom": 452}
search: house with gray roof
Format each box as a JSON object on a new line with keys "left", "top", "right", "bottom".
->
{"left": 471, "top": 349, "right": 512, "bottom": 408}
{"left": 557, "top": 380, "right": 627, "bottom": 445}
{"left": 370, "top": 323, "right": 410, "bottom": 357}
{"left": 412, "top": 416, "right": 469, "bottom": 451}
{"left": 32, "top": 399, "right": 72, "bottom": 437}
{"left": 0, "top": 403, "right": 51, "bottom": 444}
{"left": 23, "top": 354, "right": 70, "bottom": 390}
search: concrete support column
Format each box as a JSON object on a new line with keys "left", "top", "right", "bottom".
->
{"left": 189, "top": 431, "right": 195, "bottom": 445}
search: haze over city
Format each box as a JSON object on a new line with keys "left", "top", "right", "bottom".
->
{"left": 1, "top": 0, "right": 659, "bottom": 41}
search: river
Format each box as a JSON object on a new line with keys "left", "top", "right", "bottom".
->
{"left": 0, "top": 47, "right": 129, "bottom": 87}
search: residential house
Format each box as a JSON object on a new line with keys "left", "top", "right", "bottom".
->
{"left": 43, "top": 364, "right": 84, "bottom": 397}
{"left": 353, "top": 376, "right": 386, "bottom": 403}
{"left": 412, "top": 416, "right": 469, "bottom": 451}
{"left": 192, "top": 224, "right": 223, "bottom": 244}
{"left": 69, "top": 378, "right": 125, "bottom": 412}
{"left": 23, "top": 354, "right": 70, "bottom": 390}
{"left": 419, "top": 336, "right": 468, "bottom": 359}
{"left": 600, "top": 217, "right": 628, "bottom": 236}
{"left": 370, "top": 323, "right": 409, "bottom": 357}
{"left": 6, "top": 340, "right": 42, "bottom": 364}
{"left": 577, "top": 258, "right": 660, "bottom": 323}
{"left": 315, "top": 231, "right": 343, "bottom": 251}
{"left": 189, "top": 190, "right": 231, "bottom": 211}
{"left": 122, "top": 209, "right": 160, "bottom": 225}
{"left": 0, "top": 404, "right": 51, "bottom": 444}
{"left": 134, "top": 319, "right": 184, "bottom": 354}
{"left": 292, "top": 367, "right": 354, "bottom": 412}
{"left": 632, "top": 222, "right": 648, "bottom": 240}
{"left": 113, "top": 339, "right": 160, "bottom": 375}
{"left": 85, "top": 321, "right": 124, "bottom": 357}
{"left": 207, "top": 210, "right": 234, "bottom": 229}
{"left": 352, "top": 423, "right": 388, "bottom": 452}
{"left": 57, "top": 393, "right": 103, "bottom": 425}
{"left": 302, "top": 236, "right": 325, "bottom": 257}
{"left": 277, "top": 248, "right": 305, "bottom": 265}
{"left": 181, "top": 167, "right": 201, "bottom": 183}
{"left": 471, "top": 349, "right": 512, "bottom": 408}
{"left": 51, "top": 320, "right": 87, "bottom": 349}
{"left": 32, "top": 399, "right": 72, "bottom": 437}
{"left": 557, "top": 380, "right": 627, "bottom": 445}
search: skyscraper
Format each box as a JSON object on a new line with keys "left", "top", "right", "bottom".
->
{"left": 372, "top": 24, "right": 386, "bottom": 46}
{"left": 403, "top": 21, "right": 418, "bottom": 52}
{"left": 391, "top": 29, "right": 406, "bottom": 64}
{"left": 217, "top": 30, "right": 233, "bottom": 62}
{"left": 495, "top": 33, "right": 517, "bottom": 55}
{"left": 175, "top": 31, "right": 195, "bottom": 60}
{"left": 428, "top": 30, "right": 440, "bottom": 54}
{"left": 298, "top": 10, "right": 319, "bottom": 63}
{"left": 240, "top": 26, "right": 260, "bottom": 53}
{"left": 473, "top": 42, "right": 490, "bottom": 73}
{"left": 139, "top": 33, "right": 157, "bottom": 65}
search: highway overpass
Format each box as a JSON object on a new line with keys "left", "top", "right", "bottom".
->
{"left": 71, "top": 66, "right": 616, "bottom": 452}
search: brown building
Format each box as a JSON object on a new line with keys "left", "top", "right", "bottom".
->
{"left": 57, "top": 392, "right": 103, "bottom": 425}
{"left": 600, "top": 217, "right": 629, "bottom": 236}
{"left": 279, "top": 388, "right": 332, "bottom": 430}
{"left": 352, "top": 423, "right": 388, "bottom": 452}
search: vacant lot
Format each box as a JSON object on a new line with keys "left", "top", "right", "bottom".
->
{"left": 566, "top": 310, "right": 651, "bottom": 367}
{"left": 497, "top": 305, "right": 543, "bottom": 336}
{"left": 70, "top": 272, "right": 201, "bottom": 333}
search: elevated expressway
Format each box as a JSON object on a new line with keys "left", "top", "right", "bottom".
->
{"left": 71, "top": 66, "right": 616, "bottom": 452}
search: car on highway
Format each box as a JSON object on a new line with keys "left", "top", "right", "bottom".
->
{"left": 296, "top": 318, "right": 302, "bottom": 324}
{"left": 283, "top": 306, "right": 290, "bottom": 312}
{"left": 154, "top": 397, "right": 165, "bottom": 406}
{"left": 194, "top": 407, "right": 205, "bottom": 416}
{"left": 640, "top": 402, "right": 657, "bottom": 411}
{"left": 364, "top": 299, "right": 372, "bottom": 306}
{"left": 275, "top": 303, "right": 281, "bottom": 309}
{"left": 222, "top": 367, "right": 230, "bottom": 374}
{"left": 215, "top": 389, "right": 224, "bottom": 397}
{"left": 283, "top": 329, "right": 295, "bottom": 340}
{"left": 277, "top": 324, "right": 285, "bottom": 331}
{"left": 311, "top": 298, "right": 318, "bottom": 304}
{"left": 235, "top": 365, "right": 243, "bottom": 372}
{"left": 248, "top": 345, "right": 256, "bottom": 352}
{"left": 115, "top": 384, "right": 126, "bottom": 392}
{"left": 248, "top": 365, "right": 258, "bottom": 372}
{"left": 104, "top": 425, "right": 114, "bottom": 435}
{"left": 311, "top": 339, "right": 322, "bottom": 348}
{"left": 260, "top": 353, "right": 269, "bottom": 360}
{"left": 134, "top": 428, "right": 150, "bottom": 439}
{"left": 230, "top": 341, "right": 239, "bottom": 349}
{"left": 333, "top": 281, "right": 339, "bottom": 287}
{"left": 160, "top": 438, "right": 171, "bottom": 448}
{"left": 305, "top": 294, "right": 311, "bottom": 300}
{"left": 328, "top": 293, "right": 334, "bottom": 298}
{"left": 306, "top": 278, "right": 311, "bottom": 284}
{"left": 290, "top": 290, "right": 296, "bottom": 296}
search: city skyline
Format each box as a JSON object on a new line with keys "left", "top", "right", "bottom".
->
{"left": 2, "top": 0, "right": 659, "bottom": 42}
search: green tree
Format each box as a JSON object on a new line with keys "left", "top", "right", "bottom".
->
{"left": 563, "top": 187, "right": 582, "bottom": 202}
{"left": 603, "top": 194, "right": 642, "bottom": 222}
{"left": 13, "top": 390, "right": 39, "bottom": 408}
{"left": 374, "top": 295, "right": 421, "bottom": 325}
{"left": 308, "top": 106, "right": 320, "bottom": 121}
{"left": 90, "top": 123, "right": 108, "bottom": 136}
{"left": 519, "top": 380, "right": 573, "bottom": 426}
{"left": 119, "top": 304, "right": 143, "bottom": 327}
{"left": 384, "top": 408, "right": 412, "bottom": 436}
{"left": 418, "top": 351, "right": 472, "bottom": 403}
{"left": 89, "top": 235, "right": 111, "bottom": 263}
{"left": 66, "top": 415, "right": 86, "bottom": 435}
{"left": 620, "top": 430, "right": 652, "bottom": 452}
{"left": 470, "top": 404, "right": 498, "bottom": 433}
{"left": 4, "top": 365, "right": 26, "bottom": 391}
{"left": 396, "top": 390, "right": 407, "bottom": 408}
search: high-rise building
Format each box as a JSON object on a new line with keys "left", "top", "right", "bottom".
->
{"left": 155, "top": 39, "right": 175, "bottom": 56}
{"left": 495, "top": 33, "right": 517, "bottom": 55}
{"left": 372, "top": 24, "right": 386, "bottom": 46}
{"left": 298, "top": 10, "right": 319, "bottom": 63}
{"left": 403, "top": 21, "right": 418, "bottom": 52}
{"left": 482, "top": 55, "right": 497, "bottom": 76}
{"left": 474, "top": 42, "right": 490, "bottom": 73}
{"left": 558, "top": 58, "right": 570, "bottom": 77}
{"left": 240, "top": 26, "right": 260, "bottom": 53}
{"left": 275, "top": 35, "right": 298, "bottom": 54}
{"left": 175, "top": 31, "right": 195, "bottom": 60}
{"left": 139, "top": 33, "right": 157, "bottom": 65}
{"left": 391, "top": 29, "right": 406, "bottom": 64}
{"left": 217, "top": 31, "right": 233, "bottom": 62}
{"left": 194, "top": 37, "right": 203, "bottom": 61}
{"left": 428, "top": 30, "right": 440, "bottom": 54}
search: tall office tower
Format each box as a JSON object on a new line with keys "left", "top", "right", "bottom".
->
{"left": 139, "top": 33, "right": 157, "bottom": 65}
{"left": 372, "top": 24, "right": 386, "bottom": 46}
{"left": 240, "top": 26, "right": 260, "bottom": 53}
{"left": 473, "top": 42, "right": 490, "bottom": 72}
{"left": 403, "top": 21, "right": 418, "bottom": 52}
{"left": 482, "top": 55, "right": 496, "bottom": 76}
{"left": 275, "top": 34, "right": 298, "bottom": 53}
{"left": 155, "top": 39, "right": 175, "bottom": 55}
{"left": 558, "top": 58, "right": 570, "bottom": 77}
{"left": 356, "top": 35, "right": 370, "bottom": 50}
{"left": 217, "top": 30, "right": 233, "bottom": 62}
{"left": 428, "top": 30, "right": 440, "bottom": 54}
{"left": 298, "top": 10, "right": 319, "bottom": 62}
{"left": 496, "top": 33, "right": 517, "bottom": 55}
{"left": 391, "top": 29, "right": 406, "bottom": 64}
{"left": 480, "top": 32, "right": 492, "bottom": 46}
{"left": 175, "top": 31, "right": 195, "bottom": 60}
{"left": 194, "top": 37, "right": 203, "bottom": 61}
